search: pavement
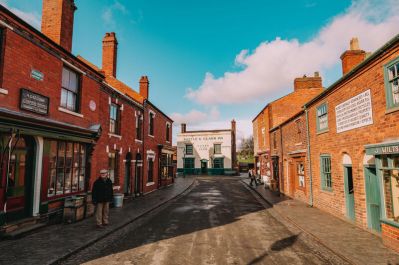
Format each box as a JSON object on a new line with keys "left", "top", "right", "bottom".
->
{"left": 0, "top": 176, "right": 195, "bottom": 265}
{"left": 61, "top": 176, "right": 344, "bottom": 265}
{"left": 241, "top": 175, "right": 399, "bottom": 265}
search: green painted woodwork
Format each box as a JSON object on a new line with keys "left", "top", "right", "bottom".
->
{"left": 364, "top": 166, "right": 382, "bottom": 232}
{"left": 320, "top": 155, "right": 332, "bottom": 191}
{"left": 383, "top": 56, "right": 399, "bottom": 110}
{"left": 316, "top": 103, "right": 328, "bottom": 133}
{"left": 344, "top": 165, "right": 356, "bottom": 221}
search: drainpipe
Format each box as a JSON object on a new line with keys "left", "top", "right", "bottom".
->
{"left": 305, "top": 108, "right": 314, "bottom": 207}
{"left": 141, "top": 101, "right": 146, "bottom": 195}
{"left": 279, "top": 125, "right": 284, "bottom": 194}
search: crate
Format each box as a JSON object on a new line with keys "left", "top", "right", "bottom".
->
{"left": 63, "top": 205, "right": 85, "bottom": 224}
{"left": 64, "top": 196, "right": 84, "bottom": 208}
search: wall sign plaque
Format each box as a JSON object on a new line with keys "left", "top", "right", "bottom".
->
{"left": 31, "top": 69, "right": 44, "bottom": 81}
{"left": 20, "top": 88, "right": 49, "bottom": 115}
{"left": 89, "top": 100, "right": 96, "bottom": 111}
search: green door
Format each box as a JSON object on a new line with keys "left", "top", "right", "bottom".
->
{"left": 364, "top": 167, "right": 381, "bottom": 232}
{"left": 344, "top": 166, "right": 355, "bottom": 221}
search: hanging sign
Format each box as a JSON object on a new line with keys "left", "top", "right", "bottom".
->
{"left": 20, "top": 88, "right": 49, "bottom": 115}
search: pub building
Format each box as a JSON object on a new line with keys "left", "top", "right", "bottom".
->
{"left": 176, "top": 121, "right": 237, "bottom": 175}
{"left": 301, "top": 36, "right": 399, "bottom": 252}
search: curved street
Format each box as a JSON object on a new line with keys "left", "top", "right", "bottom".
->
{"left": 62, "top": 177, "right": 345, "bottom": 265}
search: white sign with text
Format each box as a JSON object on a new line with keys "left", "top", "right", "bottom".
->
{"left": 335, "top": 89, "right": 373, "bottom": 133}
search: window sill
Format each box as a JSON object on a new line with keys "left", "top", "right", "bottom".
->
{"left": 108, "top": 133, "right": 122, "bottom": 139}
{"left": 146, "top": 182, "right": 155, "bottom": 187}
{"left": 58, "top": 107, "right": 83, "bottom": 118}
{"left": 385, "top": 106, "right": 399, "bottom": 115}
{"left": 316, "top": 129, "right": 329, "bottom": 135}
{"left": 148, "top": 134, "right": 154, "bottom": 138}
{"left": 320, "top": 187, "right": 333, "bottom": 193}
{"left": 0, "top": 88, "right": 8, "bottom": 95}
{"left": 135, "top": 139, "right": 143, "bottom": 143}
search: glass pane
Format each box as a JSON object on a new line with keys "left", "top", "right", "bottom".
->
{"left": 57, "top": 142, "right": 65, "bottom": 168}
{"left": 72, "top": 168, "right": 79, "bottom": 192}
{"left": 49, "top": 141, "right": 58, "bottom": 169}
{"left": 73, "top": 143, "right": 79, "bottom": 168}
{"left": 392, "top": 80, "right": 399, "bottom": 105}
{"left": 64, "top": 168, "right": 72, "bottom": 194}
{"left": 62, "top": 68, "right": 70, "bottom": 88}
{"left": 382, "top": 155, "right": 388, "bottom": 167}
{"left": 65, "top": 142, "right": 73, "bottom": 168}
{"left": 69, "top": 71, "right": 78, "bottom": 92}
{"left": 56, "top": 171, "right": 64, "bottom": 195}
{"left": 67, "top": 92, "right": 76, "bottom": 111}
{"left": 61, "top": 89, "right": 68, "bottom": 108}
{"left": 79, "top": 168, "right": 85, "bottom": 191}
{"left": 80, "top": 144, "right": 86, "bottom": 166}
{"left": 48, "top": 168, "right": 56, "bottom": 196}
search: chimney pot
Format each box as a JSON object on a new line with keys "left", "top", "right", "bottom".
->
{"left": 341, "top": 37, "right": 366, "bottom": 75}
{"left": 314, "top": 71, "right": 319, "bottom": 77}
{"left": 102, "top": 32, "right": 118, "bottom": 77}
{"left": 294, "top": 72, "right": 322, "bottom": 91}
{"left": 41, "top": 0, "right": 77, "bottom": 52}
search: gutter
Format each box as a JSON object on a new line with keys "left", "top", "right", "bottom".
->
{"left": 305, "top": 108, "right": 313, "bottom": 207}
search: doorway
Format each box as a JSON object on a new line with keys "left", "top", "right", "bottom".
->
{"left": 364, "top": 166, "right": 381, "bottom": 232}
{"left": 134, "top": 153, "right": 142, "bottom": 195}
{"left": 124, "top": 153, "right": 132, "bottom": 195}
{"left": 1, "top": 135, "right": 35, "bottom": 222}
{"left": 201, "top": 160, "right": 207, "bottom": 175}
{"left": 344, "top": 165, "right": 356, "bottom": 221}
{"left": 272, "top": 157, "right": 279, "bottom": 190}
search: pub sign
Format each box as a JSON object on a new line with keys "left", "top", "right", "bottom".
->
{"left": 20, "top": 88, "right": 49, "bottom": 115}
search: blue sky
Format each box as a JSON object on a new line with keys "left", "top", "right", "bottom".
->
{"left": 2, "top": 0, "right": 399, "bottom": 144}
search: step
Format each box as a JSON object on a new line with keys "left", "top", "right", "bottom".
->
{"left": 2, "top": 222, "right": 47, "bottom": 239}
{"left": 2, "top": 217, "right": 41, "bottom": 234}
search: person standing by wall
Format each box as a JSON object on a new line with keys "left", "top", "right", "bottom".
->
{"left": 92, "top": 169, "right": 113, "bottom": 228}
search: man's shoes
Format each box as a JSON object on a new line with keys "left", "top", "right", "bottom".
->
{"left": 96, "top": 224, "right": 103, "bottom": 228}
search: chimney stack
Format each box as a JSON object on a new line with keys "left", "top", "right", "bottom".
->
{"left": 181, "top": 123, "right": 187, "bottom": 133}
{"left": 102, "top": 32, "right": 118, "bottom": 77}
{"left": 340, "top": 37, "right": 366, "bottom": 75}
{"left": 41, "top": 0, "right": 77, "bottom": 52}
{"left": 139, "top": 76, "right": 149, "bottom": 99}
{"left": 294, "top": 72, "right": 323, "bottom": 91}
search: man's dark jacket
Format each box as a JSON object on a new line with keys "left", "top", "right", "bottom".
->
{"left": 92, "top": 178, "right": 113, "bottom": 203}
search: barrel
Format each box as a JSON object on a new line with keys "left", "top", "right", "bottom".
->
{"left": 113, "top": 193, "right": 124, "bottom": 208}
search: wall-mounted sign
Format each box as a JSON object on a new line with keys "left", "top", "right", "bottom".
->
{"left": 31, "top": 69, "right": 44, "bottom": 81}
{"left": 335, "top": 89, "right": 373, "bottom": 133}
{"left": 366, "top": 144, "right": 399, "bottom": 155}
{"left": 89, "top": 100, "right": 96, "bottom": 111}
{"left": 20, "top": 88, "right": 49, "bottom": 115}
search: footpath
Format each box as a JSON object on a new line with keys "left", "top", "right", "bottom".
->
{"left": 0, "top": 177, "right": 195, "bottom": 265}
{"left": 241, "top": 176, "right": 399, "bottom": 265}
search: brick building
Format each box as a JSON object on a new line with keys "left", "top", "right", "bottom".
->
{"left": 252, "top": 74, "right": 323, "bottom": 190}
{"left": 302, "top": 36, "right": 399, "bottom": 252}
{"left": 0, "top": 0, "right": 173, "bottom": 234}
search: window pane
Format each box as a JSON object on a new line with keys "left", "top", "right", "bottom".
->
{"left": 69, "top": 71, "right": 78, "bottom": 92}
{"left": 56, "top": 171, "right": 64, "bottom": 195}
{"left": 382, "top": 155, "right": 388, "bottom": 167}
{"left": 383, "top": 169, "right": 399, "bottom": 222}
{"left": 48, "top": 168, "right": 56, "bottom": 197}
{"left": 62, "top": 68, "right": 70, "bottom": 88}
{"left": 392, "top": 80, "right": 399, "bottom": 105}
{"left": 79, "top": 168, "right": 85, "bottom": 191}
{"left": 49, "top": 141, "right": 58, "bottom": 169}
{"left": 65, "top": 142, "right": 73, "bottom": 168}
{"left": 64, "top": 168, "right": 72, "bottom": 194}
{"left": 67, "top": 92, "right": 76, "bottom": 110}
{"left": 73, "top": 143, "right": 79, "bottom": 168}
{"left": 72, "top": 168, "right": 79, "bottom": 192}
{"left": 394, "top": 156, "right": 399, "bottom": 168}
{"left": 80, "top": 144, "right": 86, "bottom": 166}
{"left": 61, "top": 88, "right": 68, "bottom": 108}
{"left": 57, "top": 142, "right": 65, "bottom": 168}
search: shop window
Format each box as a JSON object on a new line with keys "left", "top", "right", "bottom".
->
{"left": 213, "top": 158, "right": 224, "bottom": 169}
{"left": 384, "top": 57, "right": 399, "bottom": 109}
{"left": 214, "top": 144, "right": 221, "bottom": 154}
{"left": 185, "top": 144, "right": 193, "bottom": 155}
{"left": 149, "top": 112, "right": 154, "bottom": 136}
{"left": 381, "top": 155, "right": 399, "bottom": 223}
{"left": 166, "top": 123, "right": 170, "bottom": 142}
{"left": 184, "top": 158, "right": 195, "bottom": 169}
{"left": 61, "top": 67, "right": 80, "bottom": 112}
{"left": 148, "top": 158, "right": 154, "bottom": 182}
{"left": 136, "top": 113, "right": 142, "bottom": 140}
{"left": 320, "top": 155, "right": 332, "bottom": 191}
{"left": 160, "top": 154, "right": 173, "bottom": 180}
{"left": 47, "top": 140, "right": 86, "bottom": 197}
{"left": 316, "top": 104, "right": 328, "bottom": 133}
{"left": 109, "top": 103, "right": 121, "bottom": 134}
{"left": 108, "top": 151, "right": 118, "bottom": 183}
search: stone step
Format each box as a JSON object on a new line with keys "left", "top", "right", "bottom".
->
{"left": 2, "top": 222, "right": 47, "bottom": 239}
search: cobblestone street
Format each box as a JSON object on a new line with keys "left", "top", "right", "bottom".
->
{"left": 61, "top": 177, "right": 346, "bottom": 265}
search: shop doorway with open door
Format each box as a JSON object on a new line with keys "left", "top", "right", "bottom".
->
{"left": 1, "top": 134, "right": 35, "bottom": 223}
{"left": 201, "top": 159, "right": 208, "bottom": 175}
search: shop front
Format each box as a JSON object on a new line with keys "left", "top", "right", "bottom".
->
{"left": 0, "top": 108, "right": 100, "bottom": 230}
{"left": 365, "top": 141, "right": 399, "bottom": 252}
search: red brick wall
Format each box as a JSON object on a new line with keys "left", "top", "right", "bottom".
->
{"left": 306, "top": 42, "right": 399, "bottom": 231}
{"left": 382, "top": 223, "right": 399, "bottom": 253}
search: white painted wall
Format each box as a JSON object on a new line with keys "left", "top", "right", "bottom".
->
{"left": 177, "top": 131, "right": 232, "bottom": 169}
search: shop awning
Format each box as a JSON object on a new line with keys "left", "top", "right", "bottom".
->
{"left": 0, "top": 107, "right": 101, "bottom": 143}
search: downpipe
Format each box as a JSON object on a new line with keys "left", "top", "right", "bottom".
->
{"left": 305, "top": 108, "right": 314, "bottom": 207}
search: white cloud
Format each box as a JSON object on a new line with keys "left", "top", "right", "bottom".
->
{"left": 170, "top": 106, "right": 220, "bottom": 125}
{"left": 187, "top": 0, "right": 399, "bottom": 105}
{"left": 102, "top": 0, "right": 128, "bottom": 28}
{"left": 0, "top": 0, "right": 41, "bottom": 29}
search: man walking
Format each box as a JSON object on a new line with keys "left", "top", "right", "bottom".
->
{"left": 92, "top": 169, "right": 113, "bottom": 228}
{"left": 249, "top": 168, "right": 257, "bottom": 187}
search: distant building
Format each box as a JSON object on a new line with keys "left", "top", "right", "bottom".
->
{"left": 177, "top": 121, "right": 237, "bottom": 175}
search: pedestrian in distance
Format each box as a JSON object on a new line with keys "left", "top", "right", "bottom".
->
{"left": 92, "top": 169, "right": 113, "bottom": 228}
{"left": 249, "top": 168, "right": 258, "bottom": 187}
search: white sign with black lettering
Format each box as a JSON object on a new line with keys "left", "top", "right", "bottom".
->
{"left": 335, "top": 89, "right": 373, "bottom": 133}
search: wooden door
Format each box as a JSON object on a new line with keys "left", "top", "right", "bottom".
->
{"left": 365, "top": 167, "right": 381, "bottom": 232}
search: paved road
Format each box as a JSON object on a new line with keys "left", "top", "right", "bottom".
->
{"left": 61, "top": 177, "right": 345, "bottom": 265}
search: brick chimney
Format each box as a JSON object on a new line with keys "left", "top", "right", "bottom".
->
{"left": 181, "top": 123, "right": 187, "bottom": 133}
{"left": 294, "top": 72, "right": 322, "bottom": 91}
{"left": 102, "top": 32, "right": 118, "bottom": 77}
{"left": 41, "top": 0, "right": 77, "bottom": 52}
{"left": 340, "top": 38, "right": 366, "bottom": 75}
{"left": 139, "top": 76, "right": 149, "bottom": 99}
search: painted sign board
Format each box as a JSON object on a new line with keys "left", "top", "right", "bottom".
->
{"left": 31, "top": 69, "right": 44, "bottom": 81}
{"left": 335, "top": 89, "right": 373, "bottom": 133}
{"left": 20, "top": 88, "right": 49, "bottom": 115}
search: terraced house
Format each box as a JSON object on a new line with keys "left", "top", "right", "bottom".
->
{"left": 0, "top": 0, "right": 174, "bottom": 236}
